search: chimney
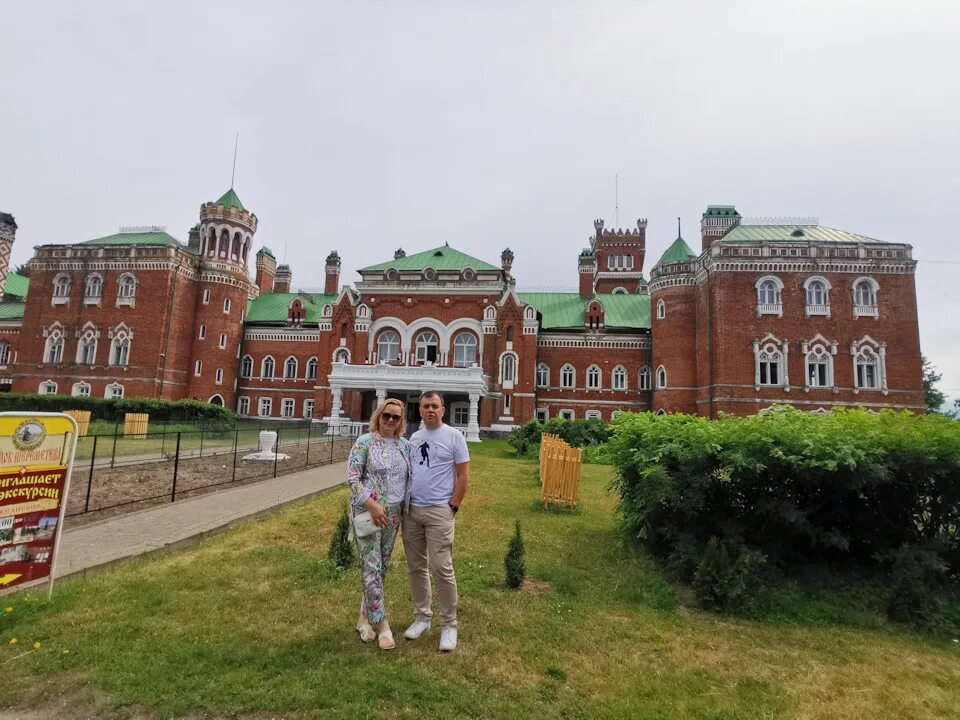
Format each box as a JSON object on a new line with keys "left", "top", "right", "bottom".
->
{"left": 0, "top": 213, "right": 16, "bottom": 299}
{"left": 274, "top": 264, "right": 292, "bottom": 293}
{"left": 578, "top": 249, "right": 596, "bottom": 299}
{"left": 325, "top": 251, "right": 341, "bottom": 294}
{"left": 255, "top": 247, "right": 277, "bottom": 294}
{"left": 701, "top": 205, "right": 741, "bottom": 251}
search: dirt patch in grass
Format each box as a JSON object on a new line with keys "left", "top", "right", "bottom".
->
{"left": 63, "top": 438, "right": 354, "bottom": 527}
{"left": 521, "top": 578, "right": 552, "bottom": 595}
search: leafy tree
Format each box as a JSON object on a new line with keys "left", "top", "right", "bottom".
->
{"left": 922, "top": 354, "right": 947, "bottom": 413}
{"left": 504, "top": 521, "right": 526, "bottom": 589}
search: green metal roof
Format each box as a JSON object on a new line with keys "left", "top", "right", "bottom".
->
{"left": 518, "top": 292, "right": 650, "bottom": 330}
{"left": 215, "top": 188, "right": 245, "bottom": 211}
{"left": 0, "top": 303, "right": 25, "bottom": 321}
{"left": 654, "top": 236, "right": 697, "bottom": 268}
{"left": 360, "top": 245, "right": 500, "bottom": 273}
{"left": 78, "top": 231, "right": 182, "bottom": 247}
{"left": 245, "top": 292, "right": 338, "bottom": 324}
{"left": 704, "top": 205, "right": 740, "bottom": 217}
{"left": 2, "top": 272, "right": 29, "bottom": 298}
{"left": 721, "top": 225, "right": 886, "bottom": 244}
{"left": 257, "top": 246, "right": 275, "bottom": 259}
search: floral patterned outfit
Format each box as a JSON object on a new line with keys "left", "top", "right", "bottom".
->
{"left": 346, "top": 431, "right": 412, "bottom": 624}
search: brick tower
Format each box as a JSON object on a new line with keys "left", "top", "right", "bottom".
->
{"left": 0, "top": 213, "right": 16, "bottom": 300}
{"left": 187, "top": 188, "right": 258, "bottom": 406}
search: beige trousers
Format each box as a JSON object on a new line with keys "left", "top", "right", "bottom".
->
{"left": 402, "top": 504, "right": 458, "bottom": 628}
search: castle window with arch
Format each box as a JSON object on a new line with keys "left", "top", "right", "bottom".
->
{"left": 52, "top": 274, "right": 71, "bottom": 304}
{"left": 753, "top": 335, "right": 788, "bottom": 387}
{"left": 110, "top": 331, "right": 131, "bottom": 367}
{"left": 612, "top": 365, "right": 627, "bottom": 390}
{"left": 219, "top": 333, "right": 227, "bottom": 349}
{"left": 0, "top": 341, "right": 9, "bottom": 367}
{"left": 72, "top": 382, "right": 91, "bottom": 398}
{"left": 76, "top": 332, "right": 97, "bottom": 366}
{"left": 755, "top": 276, "right": 784, "bottom": 317}
{"left": 853, "top": 278, "right": 879, "bottom": 318}
{"left": 560, "top": 363, "right": 575, "bottom": 389}
{"left": 377, "top": 330, "right": 401, "bottom": 364}
{"left": 306, "top": 357, "right": 318, "bottom": 380}
{"left": 500, "top": 352, "right": 517, "bottom": 385}
{"left": 453, "top": 332, "right": 477, "bottom": 367}
{"left": 117, "top": 274, "right": 137, "bottom": 306}
{"left": 802, "top": 336, "right": 836, "bottom": 389}
{"left": 586, "top": 364, "right": 601, "bottom": 390}
{"left": 804, "top": 277, "right": 831, "bottom": 317}
{"left": 656, "top": 299, "right": 665, "bottom": 320}
{"left": 639, "top": 365, "right": 651, "bottom": 391}
{"left": 415, "top": 331, "right": 439, "bottom": 365}
{"left": 241, "top": 355, "right": 253, "bottom": 378}
{"left": 262, "top": 356, "right": 275, "bottom": 379}
{"left": 44, "top": 327, "right": 64, "bottom": 364}
{"left": 851, "top": 338, "right": 886, "bottom": 391}
{"left": 39, "top": 381, "right": 58, "bottom": 395}
{"left": 536, "top": 363, "right": 549, "bottom": 388}
{"left": 84, "top": 274, "right": 103, "bottom": 301}
{"left": 656, "top": 366, "right": 667, "bottom": 389}
{"left": 284, "top": 356, "right": 298, "bottom": 379}
{"left": 333, "top": 348, "right": 350, "bottom": 364}
{"left": 215, "top": 368, "right": 223, "bottom": 385}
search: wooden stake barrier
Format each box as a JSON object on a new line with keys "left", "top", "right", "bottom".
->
{"left": 123, "top": 412, "right": 149, "bottom": 437}
{"left": 538, "top": 433, "right": 582, "bottom": 508}
{"left": 63, "top": 409, "right": 91, "bottom": 437}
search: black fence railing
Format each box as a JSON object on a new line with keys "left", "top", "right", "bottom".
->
{"left": 65, "top": 421, "right": 362, "bottom": 520}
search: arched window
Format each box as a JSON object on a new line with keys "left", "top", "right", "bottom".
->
{"left": 452, "top": 333, "right": 477, "bottom": 367}
{"left": 804, "top": 277, "right": 831, "bottom": 317}
{"left": 560, "top": 364, "right": 575, "bottom": 389}
{"left": 656, "top": 366, "right": 667, "bottom": 389}
{"left": 72, "top": 382, "right": 91, "bottom": 397}
{"left": 76, "top": 327, "right": 97, "bottom": 366}
{"left": 0, "top": 341, "right": 9, "bottom": 367}
{"left": 657, "top": 299, "right": 666, "bottom": 320}
{"left": 44, "top": 327, "right": 64, "bottom": 364}
{"left": 377, "top": 330, "right": 401, "bottom": 363}
{"left": 806, "top": 346, "right": 832, "bottom": 388}
{"left": 415, "top": 331, "right": 439, "bottom": 365}
{"left": 500, "top": 353, "right": 516, "bottom": 383}
{"left": 306, "top": 357, "right": 318, "bottom": 380}
{"left": 586, "top": 365, "right": 601, "bottom": 389}
{"left": 52, "top": 274, "right": 71, "bottom": 300}
{"left": 612, "top": 366, "right": 627, "bottom": 390}
{"left": 639, "top": 365, "right": 651, "bottom": 391}
{"left": 84, "top": 274, "right": 103, "bottom": 299}
{"left": 110, "top": 332, "right": 131, "bottom": 367}
{"left": 333, "top": 348, "right": 350, "bottom": 363}
{"left": 240, "top": 355, "right": 253, "bottom": 378}
{"left": 284, "top": 356, "right": 298, "bottom": 379}
{"left": 852, "top": 339, "right": 886, "bottom": 390}
{"left": 755, "top": 276, "right": 783, "bottom": 316}
{"left": 262, "top": 356, "right": 275, "bottom": 379}
{"left": 758, "top": 349, "right": 782, "bottom": 385}
{"left": 853, "top": 278, "right": 879, "bottom": 317}
{"left": 506, "top": 326, "right": 514, "bottom": 342}
{"left": 117, "top": 274, "right": 137, "bottom": 300}
{"left": 536, "top": 363, "right": 549, "bottom": 388}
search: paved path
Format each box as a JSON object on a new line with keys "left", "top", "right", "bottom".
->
{"left": 15, "top": 461, "right": 347, "bottom": 590}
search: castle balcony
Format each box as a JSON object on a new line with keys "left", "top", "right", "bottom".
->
{"left": 324, "top": 362, "right": 489, "bottom": 441}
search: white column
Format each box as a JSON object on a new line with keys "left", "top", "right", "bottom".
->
{"left": 328, "top": 386, "right": 343, "bottom": 434}
{"left": 375, "top": 387, "right": 387, "bottom": 406}
{"left": 466, "top": 393, "right": 481, "bottom": 443}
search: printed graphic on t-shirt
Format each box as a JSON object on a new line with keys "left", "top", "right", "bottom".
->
{"left": 418, "top": 441, "right": 430, "bottom": 467}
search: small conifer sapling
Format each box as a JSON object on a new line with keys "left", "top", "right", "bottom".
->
{"left": 329, "top": 507, "right": 355, "bottom": 570}
{"left": 505, "top": 520, "right": 526, "bottom": 589}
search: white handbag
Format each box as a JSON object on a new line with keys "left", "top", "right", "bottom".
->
{"left": 351, "top": 510, "right": 379, "bottom": 538}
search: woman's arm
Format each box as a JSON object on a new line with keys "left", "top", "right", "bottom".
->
{"left": 346, "top": 435, "right": 372, "bottom": 509}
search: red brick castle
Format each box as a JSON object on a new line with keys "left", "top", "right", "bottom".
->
{"left": 0, "top": 191, "right": 924, "bottom": 440}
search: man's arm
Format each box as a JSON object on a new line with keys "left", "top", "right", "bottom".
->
{"left": 451, "top": 461, "right": 469, "bottom": 508}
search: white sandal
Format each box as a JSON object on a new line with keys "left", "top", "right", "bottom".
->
{"left": 378, "top": 627, "right": 396, "bottom": 650}
{"left": 356, "top": 622, "right": 376, "bottom": 643}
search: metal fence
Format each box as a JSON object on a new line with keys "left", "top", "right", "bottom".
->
{"left": 65, "top": 420, "right": 362, "bottom": 520}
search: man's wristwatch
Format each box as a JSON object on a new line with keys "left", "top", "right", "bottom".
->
{"left": 448, "top": 503, "right": 459, "bottom": 515}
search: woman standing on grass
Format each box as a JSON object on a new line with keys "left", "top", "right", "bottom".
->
{"left": 345, "top": 398, "right": 412, "bottom": 650}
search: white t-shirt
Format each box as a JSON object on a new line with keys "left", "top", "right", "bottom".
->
{"left": 409, "top": 424, "right": 470, "bottom": 506}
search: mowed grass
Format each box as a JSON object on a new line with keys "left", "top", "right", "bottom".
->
{"left": 1, "top": 440, "right": 959, "bottom": 719}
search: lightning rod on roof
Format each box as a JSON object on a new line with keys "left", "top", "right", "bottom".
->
{"left": 231, "top": 132, "right": 239, "bottom": 188}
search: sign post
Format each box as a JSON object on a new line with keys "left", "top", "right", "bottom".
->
{"left": 0, "top": 412, "right": 79, "bottom": 596}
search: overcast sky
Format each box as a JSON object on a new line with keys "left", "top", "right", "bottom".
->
{"left": 2, "top": 1, "right": 959, "bottom": 402}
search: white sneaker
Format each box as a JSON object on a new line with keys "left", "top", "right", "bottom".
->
{"left": 404, "top": 619, "right": 431, "bottom": 640}
{"left": 439, "top": 626, "right": 458, "bottom": 652}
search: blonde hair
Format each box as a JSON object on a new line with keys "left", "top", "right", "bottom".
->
{"left": 369, "top": 398, "right": 407, "bottom": 438}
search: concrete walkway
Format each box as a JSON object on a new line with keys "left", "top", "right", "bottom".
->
{"left": 39, "top": 461, "right": 347, "bottom": 586}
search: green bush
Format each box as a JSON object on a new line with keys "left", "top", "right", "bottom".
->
{"left": 507, "top": 417, "right": 613, "bottom": 457}
{"left": 504, "top": 520, "right": 526, "bottom": 589}
{"left": 328, "top": 508, "right": 355, "bottom": 570}
{"left": 608, "top": 407, "right": 960, "bottom": 619}
{"left": 692, "top": 538, "right": 769, "bottom": 616}
{"left": 882, "top": 545, "right": 950, "bottom": 629}
{"left": 0, "top": 393, "right": 235, "bottom": 429}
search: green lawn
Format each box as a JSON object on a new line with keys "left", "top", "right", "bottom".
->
{"left": 1, "top": 440, "right": 958, "bottom": 719}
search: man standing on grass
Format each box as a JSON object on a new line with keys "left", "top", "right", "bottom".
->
{"left": 403, "top": 390, "right": 469, "bottom": 652}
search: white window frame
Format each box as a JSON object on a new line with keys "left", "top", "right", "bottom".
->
{"left": 284, "top": 356, "right": 298, "bottom": 379}
{"left": 535, "top": 408, "right": 548, "bottom": 423}
{"left": 753, "top": 334, "right": 789, "bottom": 388}
{"left": 39, "top": 381, "right": 58, "bottom": 395}
{"left": 306, "top": 356, "right": 318, "bottom": 380}
{"left": 585, "top": 410, "right": 602, "bottom": 420}
{"left": 71, "top": 382, "right": 91, "bottom": 397}
{"left": 281, "top": 398, "right": 296, "bottom": 418}
{"left": 104, "top": 382, "right": 124, "bottom": 399}
{"left": 215, "top": 368, "right": 224, "bottom": 385}
{"left": 83, "top": 273, "right": 103, "bottom": 305}
{"left": 52, "top": 273, "right": 71, "bottom": 304}
{"left": 202, "top": 288, "right": 211, "bottom": 304}
{"left": 612, "top": 365, "right": 627, "bottom": 391}
{"left": 415, "top": 330, "right": 439, "bottom": 365}
{"left": 0, "top": 341, "right": 9, "bottom": 367}
{"left": 194, "top": 360, "right": 203, "bottom": 376}
{"left": 219, "top": 333, "right": 227, "bottom": 349}
{"left": 639, "top": 365, "right": 651, "bottom": 391}
{"left": 241, "top": 355, "right": 253, "bottom": 378}
{"left": 586, "top": 364, "right": 601, "bottom": 390}
{"left": 223, "top": 297, "right": 232, "bottom": 314}
{"left": 755, "top": 276, "right": 784, "bottom": 317}
{"left": 452, "top": 332, "right": 478, "bottom": 367}
{"left": 656, "top": 365, "right": 667, "bottom": 389}
{"left": 559, "top": 409, "right": 575, "bottom": 421}
{"left": 536, "top": 363, "right": 549, "bottom": 388}
{"left": 117, "top": 273, "right": 137, "bottom": 306}
{"left": 262, "top": 356, "right": 275, "bottom": 379}
{"left": 76, "top": 335, "right": 97, "bottom": 366}
{"left": 109, "top": 333, "right": 131, "bottom": 367}
{"left": 656, "top": 299, "right": 666, "bottom": 320}
{"left": 499, "top": 351, "right": 518, "bottom": 388}
{"left": 851, "top": 337, "right": 887, "bottom": 392}
{"left": 377, "top": 329, "right": 401, "bottom": 364}
{"left": 198, "top": 324, "right": 206, "bottom": 340}
{"left": 44, "top": 331, "right": 64, "bottom": 364}
{"left": 560, "top": 363, "right": 575, "bottom": 389}
{"left": 803, "top": 276, "right": 832, "bottom": 318}
{"left": 238, "top": 396, "right": 250, "bottom": 416}
{"left": 303, "top": 399, "right": 315, "bottom": 419}
{"left": 450, "top": 402, "right": 469, "bottom": 426}
{"left": 852, "top": 277, "right": 879, "bottom": 318}
{"left": 258, "top": 397, "right": 272, "bottom": 417}
{"left": 802, "top": 336, "right": 837, "bottom": 390}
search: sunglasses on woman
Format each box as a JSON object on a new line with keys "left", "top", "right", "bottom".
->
{"left": 381, "top": 412, "right": 402, "bottom": 422}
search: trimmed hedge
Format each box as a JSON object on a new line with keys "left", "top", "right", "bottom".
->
{"left": 507, "top": 418, "right": 612, "bottom": 457}
{"left": 608, "top": 407, "right": 960, "bottom": 620}
{"left": 0, "top": 393, "right": 235, "bottom": 427}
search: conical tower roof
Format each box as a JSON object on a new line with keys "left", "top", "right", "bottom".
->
{"left": 653, "top": 235, "right": 696, "bottom": 269}
{"left": 215, "top": 188, "right": 245, "bottom": 211}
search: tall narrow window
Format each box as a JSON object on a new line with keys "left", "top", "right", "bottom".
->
{"left": 52, "top": 274, "right": 71, "bottom": 298}
{"left": 657, "top": 299, "right": 666, "bottom": 320}
{"left": 304, "top": 399, "right": 314, "bottom": 418}
{"left": 758, "top": 350, "right": 782, "bottom": 385}
{"left": 118, "top": 274, "right": 137, "bottom": 299}
{"left": 377, "top": 330, "right": 401, "bottom": 363}
{"left": 306, "top": 357, "right": 318, "bottom": 380}
{"left": 501, "top": 353, "right": 516, "bottom": 383}
{"left": 453, "top": 333, "right": 477, "bottom": 367}
{"left": 285, "top": 356, "right": 298, "bottom": 379}
{"left": 238, "top": 397, "right": 250, "bottom": 415}
{"left": 262, "top": 356, "right": 275, "bottom": 378}
{"left": 215, "top": 368, "right": 223, "bottom": 385}
{"left": 536, "top": 363, "right": 549, "bottom": 388}
{"left": 612, "top": 366, "right": 627, "bottom": 390}
{"left": 195, "top": 360, "right": 203, "bottom": 376}
{"left": 415, "top": 331, "right": 439, "bottom": 365}
{"left": 282, "top": 399, "right": 295, "bottom": 418}
{"left": 45, "top": 332, "right": 64, "bottom": 364}
{"left": 586, "top": 365, "right": 601, "bottom": 389}
{"left": 110, "top": 334, "right": 130, "bottom": 366}
{"left": 219, "top": 333, "right": 227, "bottom": 349}
{"left": 853, "top": 278, "right": 879, "bottom": 318}
{"left": 656, "top": 366, "right": 667, "bottom": 389}
{"left": 755, "top": 276, "right": 784, "bottom": 317}
{"left": 639, "top": 366, "right": 651, "bottom": 391}
{"left": 561, "top": 364, "right": 575, "bottom": 388}
{"left": 806, "top": 348, "right": 831, "bottom": 387}
{"left": 241, "top": 355, "right": 253, "bottom": 378}
{"left": 84, "top": 274, "right": 103, "bottom": 299}
{"left": 0, "top": 341, "right": 10, "bottom": 367}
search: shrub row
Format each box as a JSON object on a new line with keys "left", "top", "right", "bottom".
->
{"left": 507, "top": 418, "right": 612, "bottom": 457}
{"left": 0, "top": 393, "right": 235, "bottom": 428}
{"left": 607, "top": 407, "right": 960, "bottom": 624}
